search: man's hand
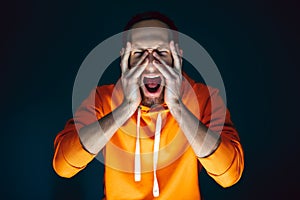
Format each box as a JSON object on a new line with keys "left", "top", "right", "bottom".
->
{"left": 153, "top": 41, "right": 183, "bottom": 109}
{"left": 120, "top": 42, "right": 149, "bottom": 109}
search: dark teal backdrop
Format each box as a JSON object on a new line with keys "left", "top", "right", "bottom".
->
{"left": 2, "top": 0, "right": 299, "bottom": 199}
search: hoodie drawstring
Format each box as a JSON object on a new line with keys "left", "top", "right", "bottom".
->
{"left": 153, "top": 112, "right": 162, "bottom": 197}
{"left": 134, "top": 106, "right": 141, "bottom": 182}
{"left": 134, "top": 106, "right": 162, "bottom": 197}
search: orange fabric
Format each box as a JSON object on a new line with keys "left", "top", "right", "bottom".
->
{"left": 53, "top": 74, "right": 244, "bottom": 199}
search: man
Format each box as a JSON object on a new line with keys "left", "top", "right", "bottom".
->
{"left": 53, "top": 11, "right": 244, "bottom": 199}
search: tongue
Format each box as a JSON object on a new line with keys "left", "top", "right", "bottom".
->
{"left": 147, "top": 83, "right": 159, "bottom": 88}
{"left": 145, "top": 84, "right": 160, "bottom": 93}
{"left": 143, "top": 77, "right": 162, "bottom": 93}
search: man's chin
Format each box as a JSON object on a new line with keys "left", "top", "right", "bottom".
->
{"left": 140, "top": 88, "right": 164, "bottom": 107}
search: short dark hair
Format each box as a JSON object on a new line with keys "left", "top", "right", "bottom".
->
{"left": 123, "top": 11, "right": 179, "bottom": 45}
{"left": 124, "top": 11, "right": 178, "bottom": 32}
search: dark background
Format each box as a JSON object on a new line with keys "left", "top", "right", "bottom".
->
{"left": 1, "top": 0, "right": 299, "bottom": 199}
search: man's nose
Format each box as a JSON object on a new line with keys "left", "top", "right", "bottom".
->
{"left": 146, "top": 49, "right": 160, "bottom": 63}
{"left": 145, "top": 50, "right": 157, "bottom": 72}
{"left": 147, "top": 51, "right": 155, "bottom": 63}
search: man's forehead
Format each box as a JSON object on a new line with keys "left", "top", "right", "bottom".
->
{"left": 131, "top": 28, "right": 170, "bottom": 47}
{"left": 132, "top": 42, "right": 169, "bottom": 50}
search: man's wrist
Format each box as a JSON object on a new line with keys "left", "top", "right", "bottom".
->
{"left": 121, "top": 99, "right": 139, "bottom": 116}
{"left": 167, "top": 99, "right": 183, "bottom": 119}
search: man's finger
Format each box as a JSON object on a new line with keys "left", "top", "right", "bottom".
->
{"left": 153, "top": 60, "right": 173, "bottom": 80}
{"left": 130, "top": 58, "right": 149, "bottom": 79}
{"left": 127, "top": 51, "right": 148, "bottom": 77}
{"left": 121, "top": 42, "right": 131, "bottom": 73}
{"left": 133, "top": 51, "right": 149, "bottom": 69}
{"left": 153, "top": 52, "right": 176, "bottom": 77}
{"left": 170, "top": 41, "right": 181, "bottom": 71}
{"left": 175, "top": 43, "right": 183, "bottom": 66}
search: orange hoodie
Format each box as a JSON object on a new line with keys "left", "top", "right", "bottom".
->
{"left": 53, "top": 74, "right": 244, "bottom": 200}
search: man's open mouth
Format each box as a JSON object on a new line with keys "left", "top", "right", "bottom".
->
{"left": 143, "top": 76, "right": 162, "bottom": 93}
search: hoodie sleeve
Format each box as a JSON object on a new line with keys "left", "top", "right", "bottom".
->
{"left": 52, "top": 88, "right": 104, "bottom": 178}
{"left": 197, "top": 85, "right": 244, "bottom": 188}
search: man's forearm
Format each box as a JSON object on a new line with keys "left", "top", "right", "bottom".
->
{"left": 78, "top": 101, "right": 137, "bottom": 155}
{"left": 169, "top": 101, "right": 221, "bottom": 158}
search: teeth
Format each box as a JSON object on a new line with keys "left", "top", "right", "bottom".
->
{"left": 144, "top": 75, "right": 160, "bottom": 79}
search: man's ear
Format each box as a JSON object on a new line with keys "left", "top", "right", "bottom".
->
{"left": 120, "top": 48, "right": 125, "bottom": 56}
{"left": 179, "top": 49, "right": 183, "bottom": 57}
{"left": 175, "top": 43, "right": 183, "bottom": 63}
{"left": 119, "top": 48, "right": 124, "bottom": 67}
{"left": 179, "top": 49, "right": 183, "bottom": 65}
